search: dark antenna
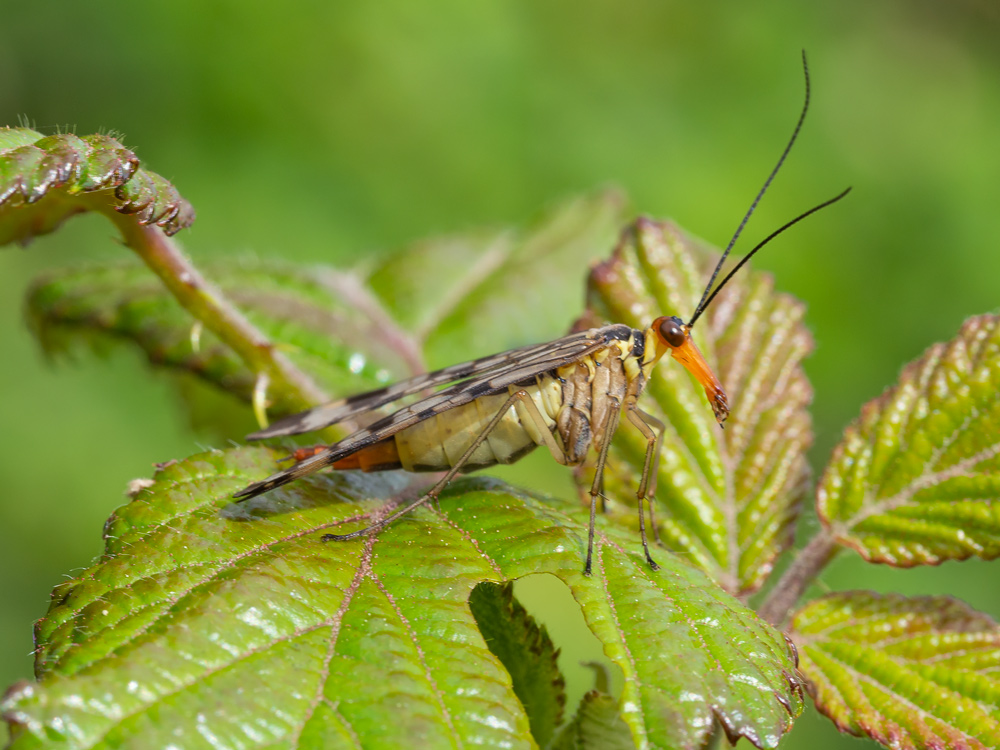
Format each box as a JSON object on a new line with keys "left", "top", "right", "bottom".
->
{"left": 688, "top": 50, "right": 812, "bottom": 329}
{"left": 690, "top": 187, "right": 851, "bottom": 323}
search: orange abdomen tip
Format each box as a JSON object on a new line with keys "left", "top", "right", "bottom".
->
{"left": 330, "top": 438, "right": 403, "bottom": 473}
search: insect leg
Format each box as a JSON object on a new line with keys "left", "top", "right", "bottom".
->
{"left": 625, "top": 403, "right": 666, "bottom": 570}
{"left": 508, "top": 390, "right": 571, "bottom": 466}
{"left": 322, "top": 389, "right": 547, "bottom": 543}
{"left": 585, "top": 399, "right": 622, "bottom": 576}
{"left": 634, "top": 408, "right": 664, "bottom": 545}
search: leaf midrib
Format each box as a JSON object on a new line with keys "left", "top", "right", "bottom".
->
{"left": 841, "top": 439, "right": 1000, "bottom": 536}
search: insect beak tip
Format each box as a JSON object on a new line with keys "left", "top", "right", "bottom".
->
{"left": 671, "top": 338, "right": 730, "bottom": 426}
{"left": 708, "top": 389, "right": 729, "bottom": 426}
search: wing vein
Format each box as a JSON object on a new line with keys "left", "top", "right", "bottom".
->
{"left": 233, "top": 328, "right": 625, "bottom": 501}
{"left": 247, "top": 330, "right": 603, "bottom": 439}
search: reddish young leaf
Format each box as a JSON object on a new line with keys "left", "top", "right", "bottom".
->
{"left": 819, "top": 314, "right": 1000, "bottom": 565}
{"left": 0, "top": 128, "right": 194, "bottom": 245}
{"left": 791, "top": 591, "right": 1000, "bottom": 749}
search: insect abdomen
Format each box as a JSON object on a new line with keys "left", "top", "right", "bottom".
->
{"left": 327, "top": 344, "right": 635, "bottom": 476}
{"left": 389, "top": 381, "right": 562, "bottom": 472}
{"left": 330, "top": 438, "right": 404, "bottom": 472}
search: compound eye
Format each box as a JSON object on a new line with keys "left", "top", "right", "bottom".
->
{"left": 658, "top": 316, "right": 687, "bottom": 348}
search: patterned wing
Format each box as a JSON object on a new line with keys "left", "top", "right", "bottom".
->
{"left": 247, "top": 330, "right": 601, "bottom": 439}
{"left": 234, "top": 327, "right": 626, "bottom": 501}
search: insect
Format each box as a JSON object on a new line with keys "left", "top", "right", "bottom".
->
{"left": 234, "top": 53, "right": 848, "bottom": 575}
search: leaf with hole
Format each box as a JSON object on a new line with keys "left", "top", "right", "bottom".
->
{"left": 1, "top": 447, "right": 802, "bottom": 750}
{"left": 469, "top": 582, "right": 566, "bottom": 747}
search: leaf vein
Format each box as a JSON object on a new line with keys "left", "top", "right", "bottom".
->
{"left": 810, "top": 645, "right": 966, "bottom": 747}
{"left": 595, "top": 540, "right": 648, "bottom": 747}
{"left": 370, "top": 566, "right": 464, "bottom": 749}
{"left": 433, "top": 507, "right": 505, "bottom": 578}
{"left": 846, "top": 440, "right": 1000, "bottom": 532}
{"left": 287, "top": 534, "right": 375, "bottom": 748}
{"left": 56, "top": 511, "right": 372, "bottom": 673}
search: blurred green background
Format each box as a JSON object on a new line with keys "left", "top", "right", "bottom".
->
{"left": 1, "top": 2, "right": 998, "bottom": 747}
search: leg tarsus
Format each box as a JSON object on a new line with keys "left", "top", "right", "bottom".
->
{"left": 643, "top": 528, "right": 660, "bottom": 571}
{"left": 646, "top": 497, "right": 662, "bottom": 545}
{"left": 636, "top": 493, "right": 658, "bottom": 570}
{"left": 323, "top": 483, "right": 445, "bottom": 541}
{"left": 585, "top": 488, "right": 598, "bottom": 576}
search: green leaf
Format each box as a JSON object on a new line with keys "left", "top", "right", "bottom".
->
{"left": 818, "top": 314, "right": 1000, "bottom": 565}
{"left": 26, "top": 190, "right": 626, "bottom": 425}
{"left": 790, "top": 591, "right": 1000, "bottom": 750}
{"left": 374, "top": 189, "right": 628, "bottom": 365}
{"left": 3, "top": 447, "right": 801, "bottom": 749}
{"left": 0, "top": 128, "right": 194, "bottom": 245}
{"left": 576, "top": 218, "right": 813, "bottom": 595}
{"left": 27, "top": 261, "right": 402, "bottom": 418}
{"left": 469, "top": 582, "right": 566, "bottom": 747}
{"left": 549, "top": 689, "right": 634, "bottom": 750}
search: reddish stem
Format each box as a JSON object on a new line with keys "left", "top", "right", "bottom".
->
{"left": 757, "top": 531, "right": 839, "bottom": 627}
{"left": 100, "top": 204, "right": 328, "bottom": 415}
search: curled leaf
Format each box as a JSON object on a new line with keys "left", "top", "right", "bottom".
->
{"left": 791, "top": 591, "right": 1000, "bottom": 750}
{"left": 2, "top": 447, "right": 801, "bottom": 750}
{"left": 0, "top": 127, "right": 194, "bottom": 245}
{"left": 469, "top": 582, "right": 566, "bottom": 747}
{"left": 818, "top": 314, "right": 1000, "bottom": 565}
{"left": 550, "top": 689, "right": 635, "bottom": 750}
{"left": 577, "top": 218, "right": 813, "bottom": 595}
{"left": 114, "top": 166, "right": 195, "bottom": 232}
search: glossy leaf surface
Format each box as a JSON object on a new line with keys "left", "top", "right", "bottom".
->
{"left": 577, "top": 218, "right": 813, "bottom": 595}
{"left": 791, "top": 591, "right": 1000, "bottom": 750}
{"left": 818, "top": 314, "right": 1000, "bottom": 565}
{"left": 0, "top": 128, "right": 194, "bottom": 244}
{"left": 2, "top": 447, "right": 801, "bottom": 750}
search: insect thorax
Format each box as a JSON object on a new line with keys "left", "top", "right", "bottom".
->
{"left": 554, "top": 332, "right": 643, "bottom": 465}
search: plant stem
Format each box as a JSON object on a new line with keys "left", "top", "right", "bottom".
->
{"left": 757, "top": 531, "right": 839, "bottom": 628}
{"left": 104, "top": 208, "right": 329, "bottom": 415}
